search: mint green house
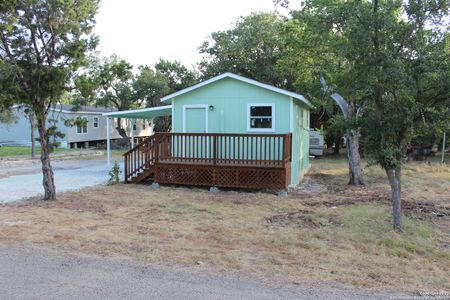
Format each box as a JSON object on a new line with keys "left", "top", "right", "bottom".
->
{"left": 104, "top": 73, "right": 311, "bottom": 189}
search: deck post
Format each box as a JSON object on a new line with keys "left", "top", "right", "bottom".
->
{"left": 213, "top": 135, "right": 217, "bottom": 165}
{"left": 106, "top": 117, "right": 111, "bottom": 167}
{"left": 212, "top": 135, "right": 217, "bottom": 185}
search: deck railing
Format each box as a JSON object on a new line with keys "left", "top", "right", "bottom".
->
{"left": 156, "top": 132, "right": 291, "bottom": 167}
{"left": 133, "top": 136, "right": 151, "bottom": 145}
{"left": 123, "top": 135, "right": 158, "bottom": 182}
{"left": 123, "top": 132, "right": 292, "bottom": 183}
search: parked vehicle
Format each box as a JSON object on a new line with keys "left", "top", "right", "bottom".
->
{"left": 310, "top": 129, "right": 324, "bottom": 156}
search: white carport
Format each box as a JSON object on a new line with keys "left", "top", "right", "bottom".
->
{"left": 102, "top": 105, "right": 172, "bottom": 166}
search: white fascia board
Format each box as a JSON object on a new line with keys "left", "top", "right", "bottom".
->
{"left": 160, "top": 72, "right": 312, "bottom": 108}
{"left": 102, "top": 105, "right": 173, "bottom": 117}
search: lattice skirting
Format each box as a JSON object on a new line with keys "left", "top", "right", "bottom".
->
{"left": 155, "top": 163, "right": 290, "bottom": 190}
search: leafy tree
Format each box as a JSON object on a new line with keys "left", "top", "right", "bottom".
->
{"left": 280, "top": 0, "right": 449, "bottom": 230}
{"left": 133, "top": 60, "right": 198, "bottom": 132}
{"left": 277, "top": 1, "right": 368, "bottom": 185}
{"left": 199, "top": 12, "right": 289, "bottom": 87}
{"left": 155, "top": 59, "right": 198, "bottom": 92}
{"left": 0, "top": 0, "right": 99, "bottom": 200}
{"left": 133, "top": 65, "right": 170, "bottom": 108}
{"left": 95, "top": 55, "right": 135, "bottom": 137}
{"left": 0, "top": 108, "right": 17, "bottom": 124}
{"left": 73, "top": 55, "right": 137, "bottom": 137}
{"left": 362, "top": 0, "right": 449, "bottom": 230}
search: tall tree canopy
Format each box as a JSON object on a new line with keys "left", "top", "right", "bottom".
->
{"left": 199, "top": 12, "right": 289, "bottom": 87}
{"left": 72, "top": 56, "right": 198, "bottom": 133}
{"left": 0, "top": 0, "right": 99, "bottom": 200}
{"left": 155, "top": 59, "right": 198, "bottom": 93}
{"left": 362, "top": 0, "right": 449, "bottom": 230}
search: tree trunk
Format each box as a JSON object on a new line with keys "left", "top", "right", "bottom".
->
{"left": 116, "top": 117, "right": 128, "bottom": 138}
{"left": 346, "top": 129, "right": 365, "bottom": 185}
{"left": 386, "top": 167, "right": 402, "bottom": 231}
{"left": 319, "top": 77, "right": 365, "bottom": 185}
{"left": 36, "top": 112, "right": 56, "bottom": 200}
{"left": 30, "top": 112, "right": 36, "bottom": 159}
{"left": 333, "top": 133, "right": 341, "bottom": 155}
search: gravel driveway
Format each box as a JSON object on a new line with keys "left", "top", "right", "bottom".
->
{"left": 0, "top": 159, "right": 121, "bottom": 203}
{"left": 0, "top": 245, "right": 400, "bottom": 300}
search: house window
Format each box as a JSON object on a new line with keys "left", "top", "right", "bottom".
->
{"left": 133, "top": 123, "right": 137, "bottom": 131}
{"left": 247, "top": 104, "right": 275, "bottom": 132}
{"left": 93, "top": 117, "right": 99, "bottom": 128}
{"left": 76, "top": 117, "right": 88, "bottom": 134}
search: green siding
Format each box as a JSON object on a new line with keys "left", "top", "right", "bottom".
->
{"left": 170, "top": 77, "right": 310, "bottom": 186}
{"left": 291, "top": 101, "right": 310, "bottom": 185}
{"left": 172, "top": 78, "right": 290, "bottom": 134}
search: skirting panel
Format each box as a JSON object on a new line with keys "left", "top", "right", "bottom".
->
{"left": 155, "top": 163, "right": 288, "bottom": 189}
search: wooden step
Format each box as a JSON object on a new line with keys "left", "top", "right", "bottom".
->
{"left": 131, "top": 167, "right": 155, "bottom": 183}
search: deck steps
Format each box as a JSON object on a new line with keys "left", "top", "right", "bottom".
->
{"left": 130, "top": 166, "right": 155, "bottom": 183}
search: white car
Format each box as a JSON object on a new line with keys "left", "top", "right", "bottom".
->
{"left": 309, "top": 129, "right": 324, "bottom": 156}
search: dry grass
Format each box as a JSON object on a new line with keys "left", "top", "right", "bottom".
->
{"left": 0, "top": 156, "right": 449, "bottom": 291}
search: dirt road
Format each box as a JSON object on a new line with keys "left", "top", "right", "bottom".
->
{"left": 0, "top": 244, "right": 400, "bottom": 300}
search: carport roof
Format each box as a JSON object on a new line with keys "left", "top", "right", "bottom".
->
{"left": 102, "top": 105, "right": 172, "bottom": 119}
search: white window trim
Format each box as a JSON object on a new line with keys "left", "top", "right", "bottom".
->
{"left": 76, "top": 117, "right": 88, "bottom": 135}
{"left": 182, "top": 104, "right": 208, "bottom": 133}
{"left": 93, "top": 117, "right": 99, "bottom": 128}
{"left": 247, "top": 103, "right": 275, "bottom": 132}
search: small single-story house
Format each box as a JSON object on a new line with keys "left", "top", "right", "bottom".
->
{"left": 0, "top": 104, "right": 152, "bottom": 149}
{"left": 103, "top": 72, "right": 311, "bottom": 190}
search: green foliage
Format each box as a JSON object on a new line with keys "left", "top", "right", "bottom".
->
{"left": 71, "top": 55, "right": 197, "bottom": 133}
{"left": 0, "top": 108, "right": 17, "bottom": 124}
{"left": 72, "top": 56, "right": 197, "bottom": 110}
{"left": 63, "top": 116, "right": 89, "bottom": 128}
{"left": 358, "top": 0, "right": 449, "bottom": 170}
{"left": 155, "top": 59, "right": 198, "bottom": 93}
{"left": 95, "top": 55, "right": 135, "bottom": 111}
{"left": 199, "top": 12, "right": 288, "bottom": 87}
{"left": 0, "top": 0, "right": 99, "bottom": 143}
{"left": 34, "top": 118, "right": 66, "bottom": 153}
{"left": 132, "top": 65, "right": 170, "bottom": 107}
{"left": 107, "top": 161, "right": 121, "bottom": 185}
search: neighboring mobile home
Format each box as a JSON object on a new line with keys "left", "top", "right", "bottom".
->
{"left": 0, "top": 105, "right": 152, "bottom": 148}
{"left": 104, "top": 73, "right": 311, "bottom": 190}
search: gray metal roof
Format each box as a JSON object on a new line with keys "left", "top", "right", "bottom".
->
{"left": 52, "top": 104, "right": 118, "bottom": 114}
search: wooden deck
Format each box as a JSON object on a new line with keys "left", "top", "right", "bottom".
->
{"left": 123, "top": 132, "right": 292, "bottom": 189}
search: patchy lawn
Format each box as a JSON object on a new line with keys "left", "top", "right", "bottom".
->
{"left": 0, "top": 145, "right": 76, "bottom": 157}
{"left": 0, "top": 156, "right": 449, "bottom": 292}
{"left": 0, "top": 145, "right": 124, "bottom": 159}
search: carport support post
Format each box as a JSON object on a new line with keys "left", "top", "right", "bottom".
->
{"left": 131, "top": 119, "right": 135, "bottom": 148}
{"left": 106, "top": 117, "right": 111, "bottom": 167}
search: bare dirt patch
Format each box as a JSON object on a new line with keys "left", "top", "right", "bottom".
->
{"left": 0, "top": 157, "right": 449, "bottom": 292}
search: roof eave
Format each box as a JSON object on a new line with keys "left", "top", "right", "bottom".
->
{"left": 160, "top": 72, "right": 312, "bottom": 108}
